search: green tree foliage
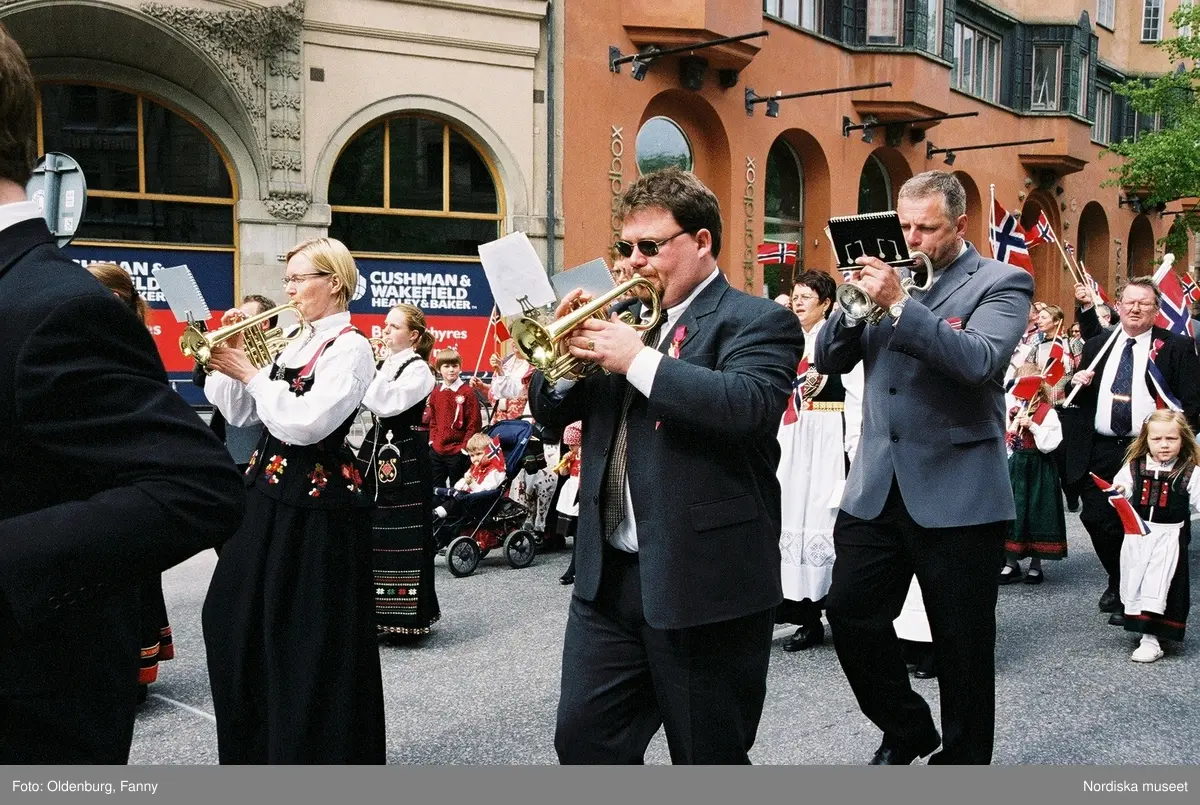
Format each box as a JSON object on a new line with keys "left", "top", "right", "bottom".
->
{"left": 1106, "top": 4, "right": 1200, "bottom": 240}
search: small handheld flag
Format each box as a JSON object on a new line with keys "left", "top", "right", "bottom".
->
{"left": 1091, "top": 473, "right": 1151, "bottom": 536}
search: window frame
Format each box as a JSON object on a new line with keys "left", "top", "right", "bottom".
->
{"left": 1097, "top": 0, "right": 1115, "bottom": 30}
{"left": 1077, "top": 52, "right": 1090, "bottom": 117}
{"left": 952, "top": 21, "right": 1001, "bottom": 104}
{"left": 925, "top": 0, "right": 941, "bottom": 54}
{"left": 763, "top": 0, "right": 822, "bottom": 33}
{"left": 1092, "top": 86, "right": 1112, "bottom": 144}
{"left": 1142, "top": 0, "right": 1163, "bottom": 42}
{"left": 867, "top": 0, "right": 903, "bottom": 45}
{"left": 1031, "top": 45, "right": 1063, "bottom": 111}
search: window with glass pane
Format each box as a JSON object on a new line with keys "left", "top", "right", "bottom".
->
{"left": 764, "top": 139, "right": 804, "bottom": 261}
{"left": 448, "top": 130, "right": 497, "bottom": 213}
{"left": 925, "top": 0, "right": 940, "bottom": 53}
{"left": 1142, "top": 0, "right": 1162, "bottom": 41}
{"left": 390, "top": 117, "right": 444, "bottom": 211}
{"left": 763, "top": 0, "right": 781, "bottom": 16}
{"left": 1097, "top": 0, "right": 1115, "bottom": 28}
{"left": 1092, "top": 88, "right": 1112, "bottom": 143}
{"left": 1031, "top": 46, "right": 1061, "bottom": 110}
{"left": 952, "top": 22, "right": 1000, "bottom": 102}
{"left": 329, "top": 122, "right": 384, "bottom": 207}
{"left": 40, "top": 84, "right": 139, "bottom": 192}
{"left": 75, "top": 197, "right": 233, "bottom": 245}
{"left": 143, "top": 100, "right": 232, "bottom": 197}
{"left": 1077, "top": 54, "right": 1090, "bottom": 117}
{"left": 867, "top": 0, "right": 901, "bottom": 44}
{"left": 635, "top": 117, "right": 692, "bottom": 175}
{"left": 1134, "top": 111, "right": 1161, "bottom": 141}
{"left": 1180, "top": 1, "right": 1193, "bottom": 37}
{"left": 858, "top": 155, "right": 892, "bottom": 214}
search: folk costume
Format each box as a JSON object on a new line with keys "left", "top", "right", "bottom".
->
{"left": 426, "top": 378, "right": 482, "bottom": 487}
{"left": 1004, "top": 396, "right": 1067, "bottom": 560}
{"left": 489, "top": 353, "right": 533, "bottom": 423}
{"left": 203, "top": 311, "right": 386, "bottom": 764}
{"left": 776, "top": 318, "right": 862, "bottom": 630}
{"left": 357, "top": 348, "right": 439, "bottom": 637}
{"left": 1112, "top": 457, "right": 1198, "bottom": 642}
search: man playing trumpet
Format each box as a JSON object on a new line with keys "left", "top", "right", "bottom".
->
{"left": 529, "top": 167, "right": 803, "bottom": 764}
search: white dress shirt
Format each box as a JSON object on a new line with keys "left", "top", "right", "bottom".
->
{"left": 1093, "top": 328, "right": 1156, "bottom": 437}
{"left": 0, "top": 200, "right": 42, "bottom": 233}
{"left": 361, "top": 347, "right": 436, "bottom": 417}
{"left": 205, "top": 311, "right": 375, "bottom": 446}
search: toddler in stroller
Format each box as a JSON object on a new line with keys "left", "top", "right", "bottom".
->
{"left": 434, "top": 420, "right": 538, "bottom": 577}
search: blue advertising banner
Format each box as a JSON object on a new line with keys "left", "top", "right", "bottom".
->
{"left": 64, "top": 244, "right": 235, "bottom": 404}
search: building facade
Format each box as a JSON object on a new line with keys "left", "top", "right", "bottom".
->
{"left": 3, "top": 0, "right": 555, "bottom": 399}
{"left": 562, "top": 0, "right": 1192, "bottom": 316}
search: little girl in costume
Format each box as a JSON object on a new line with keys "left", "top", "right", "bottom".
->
{"left": 1111, "top": 410, "right": 1199, "bottom": 663}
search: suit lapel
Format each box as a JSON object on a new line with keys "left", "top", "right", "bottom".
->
{"left": 667, "top": 272, "right": 727, "bottom": 354}
{"left": 910, "top": 246, "right": 979, "bottom": 312}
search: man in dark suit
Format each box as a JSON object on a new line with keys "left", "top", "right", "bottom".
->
{"left": 0, "top": 25, "right": 245, "bottom": 763}
{"left": 530, "top": 167, "right": 803, "bottom": 764}
{"left": 1062, "top": 276, "right": 1200, "bottom": 616}
{"left": 816, "top": 171, "right": 1034, "bottom": 765}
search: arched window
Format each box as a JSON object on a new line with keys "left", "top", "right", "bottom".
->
{"left": 858, "top": 153, "right": 892, "bottom": 214}
{"left": 763, "top": 138, "right": 804, "bottom": 296}
{"left": 328, "top": 115, "right": 502, "bottom": 256}
{"left": 635, "top": 116, "right": 693, "bottom": 175}
{"left": 37, "top": 83, "right": 235, "bottom": 245}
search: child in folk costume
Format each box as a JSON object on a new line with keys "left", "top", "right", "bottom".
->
{"left": 426, "top": 348, "right": 482, "bottom": 488}
{"left": 433, "top": 432, "right": 507, "bottom": 521}
{"left": 356, "top": 303, "right": 440, "bottom": 642}
{"left": 553, "top": 422, "right": 583, "bottom": 585}
{"left": 1111, "top": 410, "right": 1200, "bottom": 663}
{"left": 1000, "top": 364, "right": 1066, "bottom": 585}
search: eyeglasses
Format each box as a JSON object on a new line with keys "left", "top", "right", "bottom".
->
{"left": 614, "top": 230, "right": 688, "bottom": 259}
{"left": 1121, "top": 301, "right": 1157, "bottom": 310}
{"left": 281, "top": 272, "right": 327, "bottom": 289}
{"left": 793, "top": 293, "right": 820, "bottom": 303}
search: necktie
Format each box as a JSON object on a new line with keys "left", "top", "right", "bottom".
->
{"left": 1110, "top": 337, "right": 1136, "bottom": 437}
{"left": 600, "top": 317, "right": 663, "bottom": 538}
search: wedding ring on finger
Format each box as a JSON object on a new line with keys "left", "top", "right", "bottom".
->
{"left": 587, "top": 339, "right": 595, "bottom": 351}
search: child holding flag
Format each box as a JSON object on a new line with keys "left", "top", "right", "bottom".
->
{"left": 1001, "top": 364, "right": 1066, "bottom": 584}
{"left": 1107, "top": 410, "right": 1200, "bottom": 662}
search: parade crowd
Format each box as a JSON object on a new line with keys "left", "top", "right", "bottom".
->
{"left": 1, "top": 25, "right": 1197, "bottom": 767}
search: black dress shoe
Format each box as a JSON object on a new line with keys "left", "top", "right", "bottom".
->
{"left": 783, "top": 622, "right": 825, "bottom": 651}
{"left": 869, "top": 735, "right": 940, "bottom": 765}
{"left": 559, "top": 573, "right": 574, "bottom": 585}
{"left": 1066, "top": 499, "right": 1081, "bottom": 513}
{"left": 1108, "top": 611, "right": 1126, "bottom": 626}
{"left": 1098, "top": 586, "right": 1122, "bottom": 613}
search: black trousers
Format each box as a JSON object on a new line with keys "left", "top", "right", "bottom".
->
{"left": 555, "top": 543, "right": 774, "bottom": 764}
{"left": 826, "top": 480, "right": 1006, "bottom": 765}
{"left": 1078, "top": 435, "right": 1133, "bottom": 586}
{"left": 429, "top": 451, "right": 469, "bottom": 490}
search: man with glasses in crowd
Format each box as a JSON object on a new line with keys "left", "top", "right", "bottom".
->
{"left": 530, "top": 167, "right": 803, "bottom": 764}
{"left": 1062, "top": 277, "right": 1200, "bottom": 621}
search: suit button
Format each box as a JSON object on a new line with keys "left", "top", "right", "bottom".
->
{"left": 891, "top": 434, "right": 900, "bottom": 443}
{"left": 889, "top": 388, "right": 897, "bottom": 395}
{"left": 592, "top": 495, "right": 599, "bottom": 504}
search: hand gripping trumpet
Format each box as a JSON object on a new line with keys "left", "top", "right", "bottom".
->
{"left": 835, "top": 251, "right": 934, "bottom": 325}
{"left": 180, "top": 302, "right": 308, "bottom": 374}
{"left": 509, "top": 277, "right": 662, "bottom": 383}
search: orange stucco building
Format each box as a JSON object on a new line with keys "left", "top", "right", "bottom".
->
{"left": 562, "top": 0, "right": 1192, "bottom": 317}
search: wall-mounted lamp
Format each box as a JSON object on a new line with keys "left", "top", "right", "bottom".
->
{"left": 843, "top": 111, "right": 980, "bottom": 148}
{"left": 926, "top": 137, "right": 1055, "bottom": 166}
{"left": 609, "top": 31, "right": 768, "bottom": 88}
{"left": 746, "top": 81, "right": 892, "bottom": 117}
{"left": 1118, "top": 194, "right": 1143, "bottom": 214}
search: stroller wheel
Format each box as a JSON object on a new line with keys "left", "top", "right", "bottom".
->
{"left": 446, "top": 535, "right": 481, "bottom": 577}
{"left": 504, "top": 528, "right": 537, "bottom": 569}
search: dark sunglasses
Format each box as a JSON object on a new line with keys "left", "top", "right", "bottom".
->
{"left": 614, "top": 230, "right": 689, "bottom": 259}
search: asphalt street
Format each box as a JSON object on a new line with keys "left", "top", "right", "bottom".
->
{"left": 129, "top": 511, "right": 1200, "bottom": 765}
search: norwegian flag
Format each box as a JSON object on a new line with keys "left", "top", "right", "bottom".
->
{"left": 1182, "top": 272, "right": 1200, "bottom": 305}
{"left": 1090, "top": 473, "right": 1151, "bottom": 536}
{"left": 757, "top": 242, "right": 798, "bottom": 265}
{"left": 1024, "top": 211, "right": 1057, "bottom": 248}
{"left": 486, "top": 435, "right": 504, "bottom": 461}
{"left": 781, "top": 358, "right": 809, "bottom": 426}
{"left": 1152, "top": 262, "right": 1194, "bottom": 337}
{"left": 1148, "top": 338, "right": 1184, "bottom": 412}
{"left": 1079, "top": 261, "right": 1110, "bottom": 304}
{"left": 1010, "top": 375, "right": 1042, "bottom": 401}
{"left": 989, "top": 199, "right": 1035, "bottom": 273}
{"left": 1043, "top": 337, "right": 1068, "bottom": 387}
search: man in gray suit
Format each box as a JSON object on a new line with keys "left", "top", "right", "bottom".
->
{"left": 816, "top": 171, "right": 1033, "bottom": 765}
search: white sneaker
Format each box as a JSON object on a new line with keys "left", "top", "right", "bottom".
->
{"left": 1131, "top": 642, "right": 1164, "bottom": 663}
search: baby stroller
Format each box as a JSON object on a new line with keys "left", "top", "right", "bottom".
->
{"left": 436, "top": 418, "right": 537, "bottom": 577}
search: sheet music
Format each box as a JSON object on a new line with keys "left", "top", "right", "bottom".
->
{"left": 477, "top": 232, "right": 557, "bottom": 318}
{"left": 152, "top": 264, "right": 210, "bottom": 323}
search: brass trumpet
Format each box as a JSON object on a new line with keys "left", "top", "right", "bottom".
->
{"left": 180, "top": 302, "right": 307, "bottom": 374}
{"left": 835, "top": 251, "right": 934, "bottom": 326}
{"left": 510, "top": 277, "right": 662, "bottom": 383}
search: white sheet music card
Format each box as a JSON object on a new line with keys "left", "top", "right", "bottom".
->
{"left": 477, "top": 232, "right": 556, "bottom": 318}
{"left": 152, "top": 264, "right": 210, "bottom": 323}
{"left": 550, "top": 258, "right": 616, "bottom": 301}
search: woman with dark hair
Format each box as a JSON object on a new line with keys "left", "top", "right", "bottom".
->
{"left": 86, "top": 263, "right": 173, "bottom": 701}
{"left": 776, "top": 270, "right": 863, "bottom": 652}
{"left": 356, "top": 303, "right": 440, "bottom": 642}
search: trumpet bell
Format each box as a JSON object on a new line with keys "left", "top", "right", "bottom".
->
{"left": 835, "top": 250, "right": 932, "bottom": 325}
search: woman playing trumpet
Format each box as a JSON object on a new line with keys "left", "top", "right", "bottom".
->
{"left": 355, "top": 303, "right": 440, "bottom": 642}
{"left": 201, "top": 237, "right": 386, "bottom": 764}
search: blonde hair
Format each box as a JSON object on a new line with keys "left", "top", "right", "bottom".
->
{"left": 1124, "top": 410, "right": 1199, "bottom": 480}
{"left": 88, "top": 262, "right": 149, "bottom": 325}
{"left": 390, "top": 303, "right": 435, "bottom": 361}
{"left": 466, "top": 432, "right": 495, "bottom": 454}
{"left": 285, "top": 237, "right": 358, "bottom": 308}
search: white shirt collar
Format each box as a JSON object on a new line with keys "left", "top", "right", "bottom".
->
{"left": 0, "top": 201, "right": 43, "bottom": 235}
{"left": 311, "top": 310, "right": 352, "bottom": 333}
{"left": 1119, "top": 327, "right": 1155, "bottom": 346}
{"left": 647, "top": 267, "right": 720, "bottom": 325}
{"left": 1146, "top": 456, "right": 1178, "bottom": 471}
{"left": 442, "top": 378, "right": 464, "bottom": 391}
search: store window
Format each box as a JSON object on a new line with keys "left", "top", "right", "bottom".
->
{"left": 1142, "top": 0, "right": 1163, "bottom": 41}
{"left": 1031, "top": 46, "right": 1062, "bottom": 111}
{"left": 635, "top": 117, "right": 693, "bottom": 175}
{"left": 858, "top": 154, "right": 892, "bottom": 214}
{"left": 867, "top": 0, "right": 902, "bottom": 45}
{"left": 952, "top": 22, "right": 1001, "bottom": 103}
{"left": 328, "top": 115, "right": 502, "bottom": 256}
{"left": 37, "top": 83, "right": 235, "bottom": 245}
{"left": 1092, "top": 87, "right": 1112, "bottom": 143}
